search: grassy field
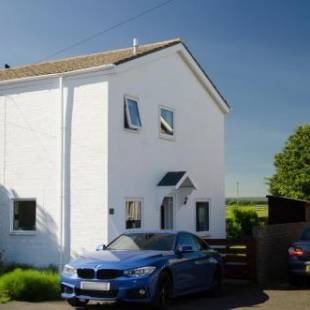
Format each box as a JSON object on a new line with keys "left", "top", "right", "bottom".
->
{"left": 225, "top": 204, "right": 268, "bottom": 220}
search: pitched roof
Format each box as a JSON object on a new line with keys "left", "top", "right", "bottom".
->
{"left": 0, "top": 38, "right": 181, "bottom": 82}
{"left": 0, "top": 38, "right": 230, "bottom": 111}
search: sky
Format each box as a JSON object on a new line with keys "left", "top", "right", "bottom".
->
{"left": 0, "top": 0, "right": 309, "bottom": 198}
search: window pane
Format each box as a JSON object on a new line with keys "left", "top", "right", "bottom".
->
{"left": 160, "top": 108, "right": 174, "bottom": 136}
{"left": 126, "top": 99, "right": 141, "bottom": 128}
{"left": 126, "top": 200, "right": 141, "bottom": 229}
{"left": 13, "top": 200, "right": 36, "bottom": 231}
{"left": 177, "top": 233, "right": 194, "bottom": 247}
{"left": 196, "top": 202, "right": 209, "bottom": 232}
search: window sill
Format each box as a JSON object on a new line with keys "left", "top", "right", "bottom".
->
{"left": 159, "top": 133, "right": 176, "bottom": 141}
{"left": 123, "top": 128, "right": 141, "bottom": 134}
{"left": 196, "top": 231, "right": 211, "bottom": 238}
{"left": 10, "top": 230, "right": 36, "bottom": 236}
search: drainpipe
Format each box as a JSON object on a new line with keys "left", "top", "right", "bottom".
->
{"left": 2, "top": 96, "right": 7, "bottom": 186}
{"left": 59, "top": 75, "right": 65, "bottom": 271}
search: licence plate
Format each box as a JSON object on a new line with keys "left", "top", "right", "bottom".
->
{"left": 306, "top": 265, "right": 310, "bottom": 272}
{"left": 80, "top": 281, "right": 110, "bottom": 291}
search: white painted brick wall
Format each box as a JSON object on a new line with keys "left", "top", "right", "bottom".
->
{"left": 0, "top": 80, "right": 61, "bottom": 266}
{"left": 0, "top": 73, "right": 109, "bottom": 267}
{"left": 108, "top": 52, "right": 226, "bottom": 241}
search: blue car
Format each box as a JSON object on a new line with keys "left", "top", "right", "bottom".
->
{"left": 288, "top": 227, "right": 310, "bottom": 285}
{"left": 61, "top": 231, "right": 223, "bottom": 308}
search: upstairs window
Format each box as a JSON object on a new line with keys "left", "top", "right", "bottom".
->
{"left": 125, "top": 199, "right": 142, "bottom": 229}
{"left": 124, "top": 96, "right": 141, "bottom": 130}
{"left": 160, "top": 107, "right": 174, "bottom": 138}
{"left": 12, "top": 199, "right": 36, "bottom": 231}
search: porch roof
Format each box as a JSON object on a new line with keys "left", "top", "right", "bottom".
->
{"left": 157, "top": 171, "right": 197, "bottom": 190}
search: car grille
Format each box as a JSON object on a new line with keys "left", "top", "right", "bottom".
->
{"left": 75, "top": 288, "right": 118, "bottom": 299}
{"left": 77, "top": 268, "right": 95, "bottom": 279}
{"left": 77, "top": 268, "right": 123, "bottom": 280}
{"left": 97, "top": 269, "right": 123, "bottom": 280}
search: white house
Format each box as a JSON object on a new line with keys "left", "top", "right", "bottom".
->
{"left": 0, "top": 38, "right": 230, "bottom": 268}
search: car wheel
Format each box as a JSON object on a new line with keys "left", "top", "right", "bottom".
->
{"left": 152, "top": 271, "right": 172, "bottom": 310}
{"left": 66, "top": 298, "right": 89, "bottom": 308}
{"left": 208, "top": 268, "right": 222, "bottom": 297}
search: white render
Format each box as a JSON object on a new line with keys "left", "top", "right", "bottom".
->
{"left": 0, "top": 42, "right": 229, "bottom": 268}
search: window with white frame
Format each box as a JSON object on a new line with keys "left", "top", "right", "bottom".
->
{"left": 124, "top": 96, "right": 142, "bottom": 130}
{"left": 125, "top": 199, "right": 142, "bottom": 229}
{"left": 12, "top": 199, "right": 36, "bottom": 231}
{"left": 196, "top": 201, "right": 209, "bottom": 232}
{"left": 160, "top": 107, "right": 174, "bottom": 137}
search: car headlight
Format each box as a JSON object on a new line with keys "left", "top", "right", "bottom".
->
{"left": 63, "top": 264, "right": 77, "bottom": 276}
{"left": 124, "top": 266, "right": 156, "bottom": 278}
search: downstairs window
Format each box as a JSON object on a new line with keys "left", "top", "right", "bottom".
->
{"left": 13, "top": 199, "right": 36, "bottom": 231}
{"left": 125, "top": 199, "right": 142, "bottom": 229}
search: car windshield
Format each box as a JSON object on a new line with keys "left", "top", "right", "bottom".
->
{"left": 106, "top": 233, "right": 176, "bottom": 251}
{"left": 301, "top": 228, "right": 310, "bottom": 241}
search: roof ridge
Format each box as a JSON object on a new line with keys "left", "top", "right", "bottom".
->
{"left": 0, "top": 38, "right": 182, "bottom": 73}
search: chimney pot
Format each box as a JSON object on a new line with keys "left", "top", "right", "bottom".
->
{"left": 133, "top": 38, "right": 139, "bottom": 55}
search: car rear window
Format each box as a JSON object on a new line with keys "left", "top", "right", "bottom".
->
{"left": 107, "top": 233, "right": 176, "bottom": 251}
{"left": 301, "top": 228, "right": 310, "bottom": 241}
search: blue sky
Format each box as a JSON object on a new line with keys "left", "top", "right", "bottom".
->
{"left": 1, "top": 0, "right": 310, "bottom": 197}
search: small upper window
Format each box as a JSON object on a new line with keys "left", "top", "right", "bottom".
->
{"left": 13, "top": 199, "right": 36, "bottom": 231}
{"left": 160, "top": 107, "right": 174, "bottom": 137}
{"left": 124, "top": 97, "right": 141, "bottom": 130}
{"left": 196, "top": 201, "right": 210, "bottom": 232}
{"left": 125, "top": 200, "right": 142, "bottom": 229}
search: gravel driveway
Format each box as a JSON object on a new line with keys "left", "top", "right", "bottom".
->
{"left": 1, "top": 282, "right": 309, "bottom": 310}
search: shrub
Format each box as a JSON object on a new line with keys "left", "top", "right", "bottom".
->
{"left": 227, "top": 207, "right": 260, "bottom": 239}
{"left": 0, "top": 268, "right": 60, "bottom": 302}
{"left": 226, "top": 218, "right": 242, "bottom": 239}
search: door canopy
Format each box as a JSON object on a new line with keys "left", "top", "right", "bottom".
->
{"left": 157, "top": 171, "right": 197, "bottom": 190}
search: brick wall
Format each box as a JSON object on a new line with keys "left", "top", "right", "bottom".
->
{"left": 254, "top": 221, "right": 310, "bottom": 284}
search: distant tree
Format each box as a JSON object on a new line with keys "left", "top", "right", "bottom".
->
{"left": 269, "top": 124, "right": 310, "bottom": 200}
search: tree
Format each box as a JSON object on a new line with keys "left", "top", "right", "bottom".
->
{"left": 269, "top": 124, "right": 310, "bottom": 200}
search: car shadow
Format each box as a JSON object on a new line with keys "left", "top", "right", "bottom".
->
{"left": 83, "top": 282, "right": 269, "bottom": 310}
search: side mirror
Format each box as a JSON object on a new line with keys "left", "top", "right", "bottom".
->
{"left": 96, "top": 244, "right": 106, "bottom": 251}
{"left": 177, "top": 244, "right": 193, "bottom": 254}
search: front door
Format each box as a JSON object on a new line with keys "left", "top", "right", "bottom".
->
{"left": 161, "top": 197, "right": 173, "bottom": 229}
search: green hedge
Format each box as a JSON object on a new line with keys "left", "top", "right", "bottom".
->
{"left": 227, "top": 207, "right": 260, "bottom": 239}
{"left": 0, "top": 268, "right": 60, "bottom": 303}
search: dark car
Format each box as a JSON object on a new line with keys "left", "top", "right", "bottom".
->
{"left": 61, "top": 230, "right": 223, "bottom": 308}
{"left": 288, "top": 227, "right": 310, "bottom": 285}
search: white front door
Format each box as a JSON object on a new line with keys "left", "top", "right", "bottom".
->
{"left": 161, "top": 197, "right": 174, "bottom": 229}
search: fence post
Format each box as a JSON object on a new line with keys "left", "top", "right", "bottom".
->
{"left": 247, "top": 240, "right": 257, "bottom": 282}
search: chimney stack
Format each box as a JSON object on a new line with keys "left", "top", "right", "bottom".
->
{"left": 133, "top": 38, "right": 139, "bottom": 55}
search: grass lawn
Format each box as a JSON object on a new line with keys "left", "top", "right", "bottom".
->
{"left": 226, "top": 204, "right": 268, "bottom": 220}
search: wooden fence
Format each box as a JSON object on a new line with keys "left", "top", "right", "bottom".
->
{"left": 205, "top": 239, "right": 257, "bottom": 281}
